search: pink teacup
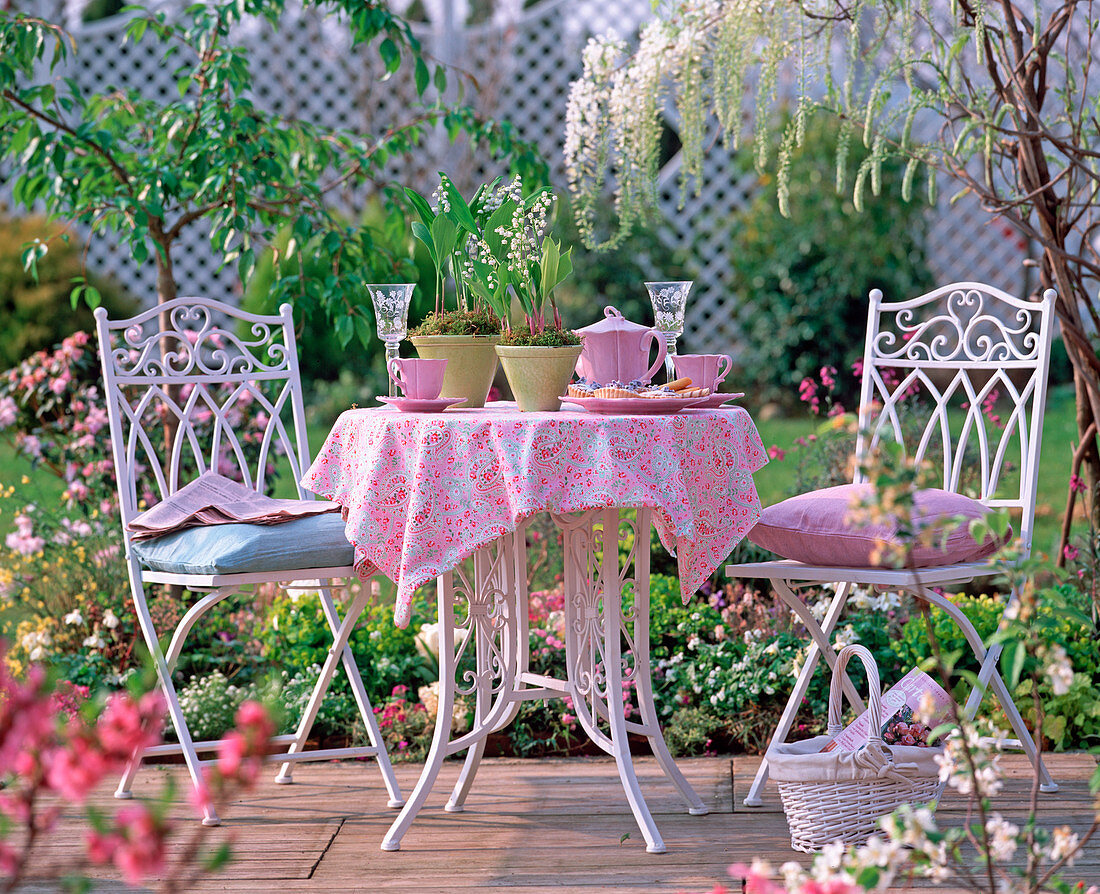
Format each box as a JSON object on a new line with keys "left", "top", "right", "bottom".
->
{"left": 388, "top": 357, "right": 447, "bottom": 400}
{"left": 672, "top": 353, "right": 732, "bottom": 391}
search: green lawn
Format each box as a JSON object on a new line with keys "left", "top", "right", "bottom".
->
{"left": 0, "top": 382, "right": 1081, "bottom": 553}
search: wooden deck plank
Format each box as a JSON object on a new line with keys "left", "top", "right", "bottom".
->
{"left": 13, "top": 753, "right": 1095, "bottom": 893}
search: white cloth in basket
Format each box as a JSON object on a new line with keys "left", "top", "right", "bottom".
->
{"left": 766, "top": 734, "right": 942, "bottom": 784}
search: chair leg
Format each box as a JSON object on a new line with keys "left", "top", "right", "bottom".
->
{"left": 744, "top": 581, "right": 854, "bottom": 807}
{"left": 275, "top": 583, "right": 404, "bottom": 807}
{"left": 275, "top": 585, "right": 368, "bottom": 783}
{"left": 914, "top": 585, "right": 1057, "bottom": 794}
{"left": 125, "top": 570, "right": 220, "bottom": 825}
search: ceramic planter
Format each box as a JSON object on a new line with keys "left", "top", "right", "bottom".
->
{"left": 495, "top": 344, "right": 584, "bottom": 412}
{"left": 410, "top": 335, "right": 500, "bottom": 409}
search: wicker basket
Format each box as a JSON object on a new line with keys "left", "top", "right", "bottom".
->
{"left": 766, "top": 645, "right": 944, "bottom": 853}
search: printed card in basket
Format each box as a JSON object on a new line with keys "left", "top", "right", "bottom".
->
{"left": 821, "top": 667, "right": 954, "bottom": 753}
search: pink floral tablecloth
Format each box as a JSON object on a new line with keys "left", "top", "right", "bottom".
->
{"left": 303, "top": 403, "right": 767, "bottom": 627}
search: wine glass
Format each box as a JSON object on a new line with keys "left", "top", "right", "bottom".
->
{"left": 366, "top": 283, "right": 415, "bottom": 397}
{"left": 645, "top": 280, "right": 693, "bottom": 379}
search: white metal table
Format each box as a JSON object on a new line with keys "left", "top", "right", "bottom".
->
{"left": 302, "top": 403, "right": 767, "bottom": 852}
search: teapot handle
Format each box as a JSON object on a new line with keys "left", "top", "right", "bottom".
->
{"left": 641, "top": 329, "right": 668, "bottom": 383}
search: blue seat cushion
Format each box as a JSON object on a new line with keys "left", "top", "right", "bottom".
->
{"left": 131, "top": 512, "right": 354, "bottom": 576}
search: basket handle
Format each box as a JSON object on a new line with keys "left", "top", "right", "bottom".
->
{"left": 826, "top": 644, "right": 883, "bottom": 746}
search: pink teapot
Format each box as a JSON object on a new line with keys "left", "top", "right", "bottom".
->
{"left": 575, "top": 307, "right": 667, "bottom": 384}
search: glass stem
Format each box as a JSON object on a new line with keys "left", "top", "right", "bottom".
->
{"left": 385, "top": 342, "right": 400, "bottom": 397}
{"left": 664, "top": 334, "right": 678, "bottom": 380}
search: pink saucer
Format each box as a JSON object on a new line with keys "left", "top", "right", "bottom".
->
{"left": 377, "top": 396, "right": 467, "bottom": 413}
{"left": 694, "top": 391, "right": 746, "bottom": 409}
{"left": 560, "top": 394, "right": 708, "bottom": 415}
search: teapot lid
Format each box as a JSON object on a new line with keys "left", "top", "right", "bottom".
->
{"left": 576, "top": 306, "right": 655, "bottom": 336}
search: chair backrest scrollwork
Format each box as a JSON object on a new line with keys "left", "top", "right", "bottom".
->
{"left": 94, "top": 298, "right": 312, "bottom": 531}
{"left": 854, "top": 282, "right": 1057, "bottom": 557}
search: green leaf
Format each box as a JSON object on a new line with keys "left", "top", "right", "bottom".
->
{"left": 429, "top": 215, "right": 458, "bottom": 268}
{"left": 414, "top": 57, "right": 429, "bottom": 95}
{"left": 439, "top": 176, "right": 477, "bottom": 234}
{"left": 379, "top": 38, "right": 400, "bottom": 78}
{"left": 404, "top": 188, "right": 436, "bottom": 227}
{"left": 411, "top": 220, "right": 436, "bottom": 265}
{"left": 433, "top": 64, "right": 447, "bottom": 94}
{"left": 1042, "top": 713, "right": 1066, "bottom": 747}
{"left": 202, "top": 842, "right": 233, "bottom": 872}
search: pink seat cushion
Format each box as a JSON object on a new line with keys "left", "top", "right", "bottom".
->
{"left": 747, "top": 483, "right": 1008, "bottom": 567}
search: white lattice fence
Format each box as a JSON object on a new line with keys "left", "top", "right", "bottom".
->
{"left": 2, "top": 0, "right": 1034, "bottom": 356}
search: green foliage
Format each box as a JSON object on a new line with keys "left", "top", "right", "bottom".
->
{"left": 0, "top": 216, "right": 135, "bottom": 370}
{"left": 0, "top": 3, "right": 546, "bottom": 347}
{"left": 257, "top": 588, "right": 434, "bottom": 708}
{"left": 729, "top": 117, "right": 934, "bottom": 407}
{"left": 241, "top": 199, "right": 414, "bottom": 391}
{"left": 893, "top": 589, "right": 1100, "bottom": 750}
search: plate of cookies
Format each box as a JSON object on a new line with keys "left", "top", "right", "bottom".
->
{"left": 562, "top": 376, "right": 711, "bottom": 414}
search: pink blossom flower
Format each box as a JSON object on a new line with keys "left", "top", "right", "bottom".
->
{"left": 819, "top": 366, "right": 836, "bottom": 388}
{"left": 16, "top": 434, "right": 42, "bottom": 460}
{"left": 111, "top": 804, "right": 167, "bottom": 885}
{"left": 767, "top": 445, "right": 786, "bottom": 461}
{"left": 0, "top": 840, "right": 20, "bottom": 875}
{"left": 97, "top": 691, "right": 165, "bottom": 760}
{"left": 45, "top": 733, "right": 110, "bottom": 801}
{"left": 0, "top": 396, "right": 17, "bottom": 429}
{"left": 1064, "top": 544, "right": 1080, "bottom": 562}
{"left": 728, "top": 863, "right": 782, "bottom": 894}
{"left": 5, "top": 514, "right": 45, "bottom": 556}
{"left": 1070, "top": 474, "right": 1087, "bottom": 494}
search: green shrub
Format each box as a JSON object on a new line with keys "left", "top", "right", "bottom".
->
{"left": 0, "top": 216, "right": 135, "bottom": 370}
{"left": 728, "top": 117, "right": 934, "bottom": 408}
{"left": 892, "top": 588, "right": 1100, "bottom": 750}
{"left": 257, "top": 586, "right": 434, "bottom": 708}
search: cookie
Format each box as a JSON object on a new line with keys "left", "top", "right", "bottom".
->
{"left": 666, "top": 377, "right": 693, "bottom": 391}
{"left": 594, "top": 386, "right": 637, "bottom": 399}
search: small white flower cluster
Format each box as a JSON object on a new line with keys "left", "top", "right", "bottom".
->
{"left": 1038, "top": 642, "right": 1075, "bottom": 696}
{"left": 21, "top": 628, "right": 52, "bottom": 662}
{"left": 848, "top": 587, "right": 902, "bottom": 611}
{"left": 430, "top": 174, "right": 454, "bottom": 214}
{"left": 177, "top": 669, "right": 258, "bottom": 741}
{"left": 934, "top": 725, "right": 1004, "bottom": 797}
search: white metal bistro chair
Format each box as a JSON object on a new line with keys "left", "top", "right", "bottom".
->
{"left": 95, "top": 297, "right": 403, "bottom": 824}
{"left": 727, "top": 282, "right": 1058, "bottom": 807}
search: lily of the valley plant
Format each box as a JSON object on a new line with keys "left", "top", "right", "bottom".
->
{"left": 408, "top": 174, "right": 575, "bottom": 341}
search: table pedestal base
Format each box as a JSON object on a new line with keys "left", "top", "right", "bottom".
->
{"left": 381, "top": 508, "right": 707, "bottom": 854}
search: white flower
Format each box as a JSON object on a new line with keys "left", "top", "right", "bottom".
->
{"left": 102, "top": 609, "right": 120, "bottom": 629}
{"left": 1047, "top": 825, "right": 1079, "bottom": 866}
{"left": 64, "top": 609, "right": 84, "bottom": 626}
{"left": 985, "top": 814, "right": 1019, "bottom": 861}
{"left": 83, "top": 634, "right": 105, "bottom": 649}
{"left": 1041, "top": 643, "right": 1074, "bottom": 696}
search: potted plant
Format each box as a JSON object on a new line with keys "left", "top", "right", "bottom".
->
{"left": 489, "top": 187, "right": 581, "bottom": 412}
{"left": 405, "top": 174, "right": 512, "bottom": 408}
